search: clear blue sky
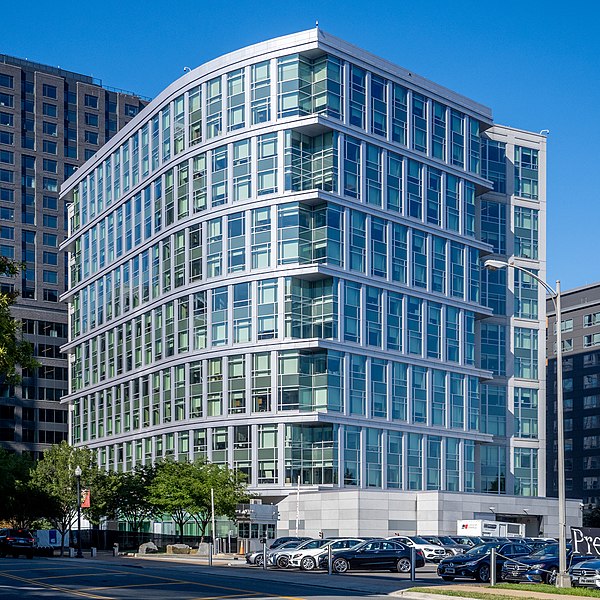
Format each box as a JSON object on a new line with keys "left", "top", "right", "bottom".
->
{"left": 4, "top": 0, "right": 598, "bottom": 291}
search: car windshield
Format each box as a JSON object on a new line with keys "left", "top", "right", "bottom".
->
{"left": 465, "top": 543, "right": 501, "bottom": 557}
{"left": 352, "top": 541, "right": 369, "bottom": 551}
{"left": 6, "top": 529, "right": 33, "bottom": 538}
{"left": 278, "top": 541, "right": 300, "bottom": 549}
{"left": 529, "top": 545, "right": 558, "bottom": 558}
{"left": 297, "top": 539, "right": 326, "bottom": 550}
{"left": 409, "top": 536, "right": 430, "bottom": 545}
{"left": 438, "top": 536, "right": 456, "bottom": 545}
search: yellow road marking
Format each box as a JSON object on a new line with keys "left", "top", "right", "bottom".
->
{"left": 28, "top": 570, "right": 133, "bottom": 581}
{"left": 79, "top": 567, "right": 304, "bottom": 600}
{"left": 0, "top": 571, "right": 113, "bottom": 600}
{"left": 2, "top": 562, "right": 305, "bottom": 600}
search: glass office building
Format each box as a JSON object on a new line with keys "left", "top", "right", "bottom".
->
{"left": 61, "top": 30, "right": 573, "bottom": 535}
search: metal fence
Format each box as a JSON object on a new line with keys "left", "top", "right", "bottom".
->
{"left": 77, "top": 529, "right": 223, "bottom": 552}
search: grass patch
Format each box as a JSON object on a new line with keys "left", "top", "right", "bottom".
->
{"left": 407, "top": 589, "right": 516, "bottom": 600}
{"left": 494, "top": 584, "right": 600, "bottom": 597}
{"left": 407, "top": 586, "right": 600, "bottom": 599}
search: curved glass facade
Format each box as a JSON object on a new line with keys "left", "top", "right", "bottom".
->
{"left": 61, "top": 30, "right": 545, "bottom": 499}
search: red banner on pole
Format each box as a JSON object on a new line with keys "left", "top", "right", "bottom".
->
{"left": 81, "top": 488, "right": 90, "bottom": 508}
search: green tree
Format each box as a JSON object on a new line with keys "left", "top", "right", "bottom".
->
{"left": 0, "top": 448, "right": 58, "bottom": 528}
{"left": 0, "top": 448, "right": 28, "bottom": 520}
{"left": 149, "top": 461, "right": 196, "bottom": 543}
{"left": 99, "top": 465, "right": 159, "bottom": 549}
{"left": 115, "top": 465, "right": 159, "bottom": 534}
{"left": 148, "top": 460, "right": 251, "bottom": 544}
{"left": 189, "top": 462, "right": 251, "bottom": 540}
{"left": 29, "top": 442, "right": 98, "bottom": 556}
{"left": 81, "top": 469, "right": 120, "bottom": 526}
{"left": 0, "top": 257, "right": 38, "bottom": 384}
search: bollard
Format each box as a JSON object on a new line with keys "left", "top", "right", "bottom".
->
{"left": 90, "top": 547, "right": 97, "bottom": 558}
{"left": 209, "top": 542, "right": 213, "bottom": 566}
{"left": 410, "top": 546, "right": 416, "bottom": 581}
{"left": 112, "top": 543, "right": 119, "bottom": 558}
{"left": 262, "top": 540, "right": 267, "bottom": 570}
{"left": 328, "top": 543, "right": 333, "bottom": 575}
{"left": 69, "top": 548, "right": 75, "bottom": 558}
{"left": 490, "top": 547, "right": 496, "bottom": 586}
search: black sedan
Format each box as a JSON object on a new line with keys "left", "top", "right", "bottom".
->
{"left": 0, "top": 528, "right": 36, "bottom": 559}
{"left": 437, "top": 541, "right": 532, "bottom": 582}
{"left": 502, "top": 544, "right": 595, "bottom": 584}
{"left": 321, "top": 539, "right": 425, "bottom": 574}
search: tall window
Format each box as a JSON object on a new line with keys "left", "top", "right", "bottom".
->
{"left": 480, "top": 201, "right": 506, "bottom": 254}
{"left": 514, "top": 388, "right": 538, "bottom": 438}
{"left": 480, "top": 323, "right": 506, "bottom": 376}
{"left": 251, "top": 61, "right": 271, "bottom": 124}
{"left": 515, "top": 327, "right": 538, "bottom": 379}
{"left": 514, "top": 269, "right": 538, "bottom": 319}
{"left": 481, "top": 138, "right": 506, "bottom": 193}
{"left": 514, "top": 206, "right": 539, "bottom": 259}
{"left": 514, "top": 146, "right": 539, "bottom": 200}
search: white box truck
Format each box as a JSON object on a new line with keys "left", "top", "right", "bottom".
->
{"left": 457, "top": 519, "right": 525, "bottom": 538}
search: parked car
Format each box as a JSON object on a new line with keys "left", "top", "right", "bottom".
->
{"left": 388, "top": 535, "right": 446, "bottom": 562}
{"left": 269, "top": 536, "right": 311, "bottom": 550}
{"left": 437, "top": 541, "right": 532, "bottom": 582}
{"left": 450, "top": 535, "right": 487, "bottom": 547}
{"left": 271, "top": 538, "right": 329, "bottom": 568}
{"left": 422, "top": 535, "right": 468, "bottom": 556}
{"left": 503, "top": 544, "right": 595, "bottom": 584}
{"left": 571, "top": 558, "right": 600, "bottom": 588}
{"left": 323, "top": 539, "right": 425, "bottom": 574}
{"left": 246, "top": 539, "right": 304, "bottom": 566}
{"left": 0, "top": 528, "right": 36, "bottom": 559}
{"left": 523, "top": 540, "right": 553, "bottom": 552}
{"left": 289, "top": 538, "right": 364, "bottom": 570}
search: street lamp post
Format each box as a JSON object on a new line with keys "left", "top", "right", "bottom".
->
{"left": 74, "top": 465, "right": 84, "bottom": 558}
{"left": 484, "top": 259, "right": 568, "bottom": 588}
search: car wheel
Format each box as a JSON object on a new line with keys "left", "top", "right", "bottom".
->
{"left": 477, "top": 564, "right": 491, "bottom": 583}
{"left": 333, "top": 558, "right": 349, "bottom": 573}
{"left": 442, "top": 576, "right": 455, "bottom": 581}
{"left": 255, "top": 554, "right": 264, "bottom": 567}
{"left": 397, "top": 557, "right": 411, "bottom": 573}
{"left": 276, "top": 555, "right": 290, "bottom": 568}
{"left": 300, "top": 556, "right": 316, "bottom": 571}
{"left": 546, "top": 568, "right": 558, "bottom": 585}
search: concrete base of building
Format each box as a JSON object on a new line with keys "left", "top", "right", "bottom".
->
{"left": 269, "top": 489, "right": 581, "bottom": 538}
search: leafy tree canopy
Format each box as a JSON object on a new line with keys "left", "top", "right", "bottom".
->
{"left": 149, "top": 460, "right": 251, "bottom": 541}
{"left": 0, "top": 256, "right": 38, "bottom": 384}
{"left": 29, "top": 442, "right": 98, "bottom": 554}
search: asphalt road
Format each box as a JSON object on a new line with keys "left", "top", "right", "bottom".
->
{"left": 0, "top": 557, "right": 446, "bottom": 600}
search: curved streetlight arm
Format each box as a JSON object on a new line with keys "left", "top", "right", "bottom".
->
{"left": 483, "top": 259, "right": 568, "bottom": 587}
{"left": 483, "top": 259, "right": 558, "bottom": 306}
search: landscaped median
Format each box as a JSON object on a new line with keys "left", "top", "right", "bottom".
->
{"left": 399, "top": 584, "right": 600, "bottom": 600}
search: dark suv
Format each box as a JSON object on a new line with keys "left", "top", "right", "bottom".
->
{"left": 0, "top": 528, "right": 36, "bottom": 559}
{"left": 437, "top": 541, "right": 532, "bottom": 582}
{"left": 502, "top": 544, "right": 595, "bottom": 584}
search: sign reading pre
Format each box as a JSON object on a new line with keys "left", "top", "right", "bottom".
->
{"left": 571, "top": 527, "right": 600, "bottom": 556}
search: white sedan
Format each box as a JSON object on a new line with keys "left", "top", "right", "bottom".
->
{"left": 289, "top": 538, "right": 365, "bottom": 571}
{"left": 388, "top": 535, "right": 447, "bottom": 562}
